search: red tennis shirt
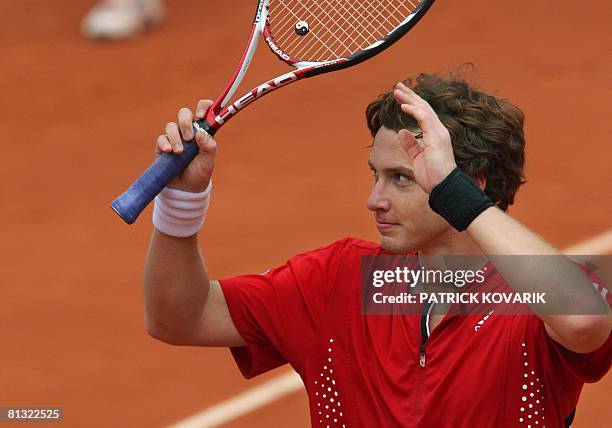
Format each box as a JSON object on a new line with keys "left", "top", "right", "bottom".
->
{"left": 219, "top": 237, "right": 612, "bottom": 427}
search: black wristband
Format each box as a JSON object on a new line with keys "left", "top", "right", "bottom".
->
{"left": 428, "top": 168, "right": 495, "bottom": 231}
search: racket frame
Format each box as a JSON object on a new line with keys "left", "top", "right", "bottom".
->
{"left": 112, "top": 0, "right": 436, "bottom": 224}
{"left": 202, "top": 0, "right": 435, "bottom": 132}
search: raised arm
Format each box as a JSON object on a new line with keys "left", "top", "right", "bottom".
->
{"left": 393, "top": 82, "right": 611, "bottom": 354}
{"left": 465, "top": 208, "right": 611, "bottom": 353}
{"left": 143, "top": 100, "right": 245, "bottom": 347}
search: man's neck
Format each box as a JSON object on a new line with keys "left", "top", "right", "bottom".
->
{"left": 419, "top": 226, "right": 484, "bottom": 256}
{"left": 414, "top": 227, "right": 489, "bottom": 276}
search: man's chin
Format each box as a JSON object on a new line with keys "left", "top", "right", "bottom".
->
{"left": 379, "top": 235, "right": 416, "bottom": 254}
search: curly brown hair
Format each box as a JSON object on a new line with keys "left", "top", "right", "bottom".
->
{"left": 365, "top": 71, "right": 526, "bottom": 211}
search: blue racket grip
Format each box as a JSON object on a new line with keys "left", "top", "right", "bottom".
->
{"left": 111, "top": 120, "right": 216, "bottom": 224}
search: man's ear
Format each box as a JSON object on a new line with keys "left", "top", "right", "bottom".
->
{"left": 474, "top": 176, "right": 487, "bottom": 191}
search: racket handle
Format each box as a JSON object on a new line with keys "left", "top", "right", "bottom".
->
{"left": 111, "top": 120, "right": 215, "bottom": 225}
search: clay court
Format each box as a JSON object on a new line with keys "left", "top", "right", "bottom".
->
{"left": 1, "top": 0, "right": 610, "bottom": 426}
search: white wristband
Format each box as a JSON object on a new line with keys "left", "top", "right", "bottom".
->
{"left": 152, "top": 181, "right": 212, "bottom": 237}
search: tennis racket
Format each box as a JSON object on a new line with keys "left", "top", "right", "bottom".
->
{"left": 112, "top": 0, "right": 435, "bottom": 224}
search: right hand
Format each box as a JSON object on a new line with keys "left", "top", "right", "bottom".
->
{"left": 156, "top": 99, "right": 217, "bottom": 193}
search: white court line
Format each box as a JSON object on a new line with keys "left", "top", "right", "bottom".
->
{"left": 563, "top": 229, "right": 612, "bottom": 255}
{"left": 166, "top": 227, "right": 612, "bottom": 428}
{"left": 166, "top": 370, "right": 303, "bottom": 428}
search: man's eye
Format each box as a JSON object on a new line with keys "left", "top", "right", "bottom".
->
{"left": 394, "top": 173, "right": 411, "bottom": 182}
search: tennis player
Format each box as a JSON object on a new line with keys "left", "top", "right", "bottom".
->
{"left": 144, "top": 72, "right": 612, "bottom": 427}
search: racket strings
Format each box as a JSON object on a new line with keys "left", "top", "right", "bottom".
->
{"left": 270, "top": 0, "right": 371, "bottom": 59}
{"left": 268, "top": 0, "right": 420, "bottom": 62}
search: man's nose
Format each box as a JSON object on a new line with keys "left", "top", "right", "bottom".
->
{"left": 366, "top": 180, "right": 391, "bottom": 212}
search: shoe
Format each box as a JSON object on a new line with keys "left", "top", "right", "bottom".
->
{"left": 81, "top": 0, "right": 165, "bottom": 41}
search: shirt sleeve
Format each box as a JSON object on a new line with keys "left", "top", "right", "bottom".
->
{"left": 543, "top": 267, "right": 612, "bottom": 383}
{"left": 218, "top": 238, "right": 350, "bottom": 378}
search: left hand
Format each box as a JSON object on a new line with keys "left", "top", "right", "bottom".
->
{"left": 393, "top": 82, "right": 457, "bottom": 193}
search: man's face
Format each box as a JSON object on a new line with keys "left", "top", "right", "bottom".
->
{"left": 366, "top": 126, "right": 451, "bottom": 254}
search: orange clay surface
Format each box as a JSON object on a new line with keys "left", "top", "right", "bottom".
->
{"left": 1, "top": 0, "right": 610, "bottom": 427}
